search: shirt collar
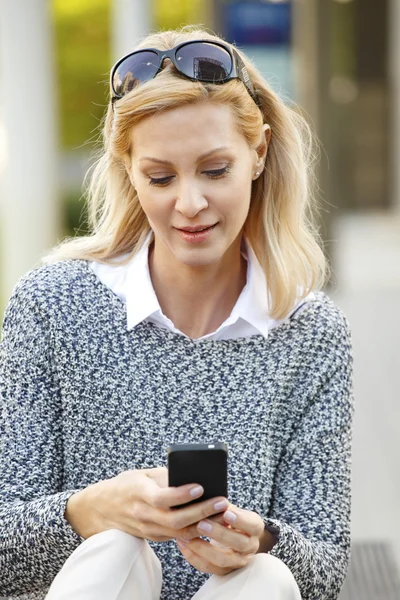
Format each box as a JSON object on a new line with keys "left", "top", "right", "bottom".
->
{"left": 125, "top": 231, "right": 270, "bottom": 338}
{"left": 229, "top": 237, "right": 270, "bottom": 338}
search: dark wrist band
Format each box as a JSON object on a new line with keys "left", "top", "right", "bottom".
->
{"left": 265, "top": 523, "right": 280, "bottom": 537}
{"left": 263, "top": 520, "right": 280, "bottom": 544}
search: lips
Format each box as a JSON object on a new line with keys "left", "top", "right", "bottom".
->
{"left": 176, "top": 224, "right": 217, "bottom": 232}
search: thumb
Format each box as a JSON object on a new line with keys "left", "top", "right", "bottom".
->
{"left": 209, "top": 513, "right": 231, "bottom": 527}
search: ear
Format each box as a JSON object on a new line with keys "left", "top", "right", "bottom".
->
{"left": 258, "top": 123, "right": 271, "bottom": 160}
{"left": 253, "top": 124, "right": 271, "bottom": 176}
{"left": 264, "top": 123, "right": 272, "bottom": 146}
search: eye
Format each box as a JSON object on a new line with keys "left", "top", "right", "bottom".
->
{"left": 204, "top": 166, "right": 231, "bottom": 179}
{"left": 148, "top": 175, "right": 174, "bottom": 186}
{"left": 147, "top": 165, "right": 231, "bottom": 186}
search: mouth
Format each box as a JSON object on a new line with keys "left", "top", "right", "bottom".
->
{"left": 175, "top": 224, "right": 217, "bottom": 232}
{"left": 174, "top": 223, "right": 218, "bottom": 242}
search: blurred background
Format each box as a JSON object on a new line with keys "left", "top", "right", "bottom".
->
{"left": 0, "top": 0, "right": 399, "bottom": 597}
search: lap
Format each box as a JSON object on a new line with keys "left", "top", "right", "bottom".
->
{"left": 46, "top": 530, "right": 301, "bottom": 600}
{"left": 193, "top": 553, "right": 302, "bottom": 600}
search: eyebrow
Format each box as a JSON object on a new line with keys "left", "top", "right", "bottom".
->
{"left": 138, "top": 146, "right": 232, "bottom": 165}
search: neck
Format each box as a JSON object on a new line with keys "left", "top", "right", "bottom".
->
{"left": 148, "top": 239, "right": 247, "bottom": 339}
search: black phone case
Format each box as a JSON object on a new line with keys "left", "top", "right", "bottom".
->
{"left": 168, "top": 442, "right": 228, "bottom": 508}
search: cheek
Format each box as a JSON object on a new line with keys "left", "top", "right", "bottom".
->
{"left": 136, "top": 188, "right": 172, "bottom": 229}
{"left": 222, "top": 176, "right": 252, "bottom": 212}
{"left": 228, "top": 165, "right": 253, "bottom": 191}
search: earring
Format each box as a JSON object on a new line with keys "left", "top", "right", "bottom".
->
{"left": 255, "top": 171, "right": 260, "bottom": 177}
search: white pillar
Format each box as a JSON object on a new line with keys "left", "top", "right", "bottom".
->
{"left": 388, "top": 0, "right": 400, "bottom": 214}
{"left": 292, "top": 0, "right": 335, "bottom": 269}
{"left": 292, "top": 0, "right": 320, "bottom": 128}
{"left": 0, "top": 0, "right": 60, "bottom": 304}
{"left": 111, "top": 0, "right": 151, "bottom": 62}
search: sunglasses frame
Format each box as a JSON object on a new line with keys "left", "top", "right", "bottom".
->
{"left": 110, "top": 39, "right": 260, "bottom": 107}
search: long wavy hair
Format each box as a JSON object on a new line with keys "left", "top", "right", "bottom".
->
{"left": 43, "top": 26, "right": 329, "bottom": 320}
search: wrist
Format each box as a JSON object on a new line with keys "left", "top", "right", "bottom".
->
{"left": 65, "top": 485, "right": 98, "bottom": 539}
{"left": 257, "top": 528, "right": 277, "bottom": 553}
{"left": 257, "top": 519, "right": 280, "bottom": 553}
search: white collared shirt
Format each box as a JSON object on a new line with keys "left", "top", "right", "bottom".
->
{"left": 89, "top": 233, "right": 315, "bottom": 341}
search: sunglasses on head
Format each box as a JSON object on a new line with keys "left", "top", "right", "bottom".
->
{"left": 110, "top": 39, "right": 260, "bottom": 107}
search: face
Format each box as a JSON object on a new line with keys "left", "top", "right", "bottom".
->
{"left": 126, "top": 102, "right": 263, "bottom": 271}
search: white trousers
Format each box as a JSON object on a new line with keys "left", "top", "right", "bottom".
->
{"left": 45, "top": 529, "right": 302, "bottom": 600}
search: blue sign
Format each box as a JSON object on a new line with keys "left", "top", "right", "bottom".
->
{"left": 223, "top": 1, "right": 292, "bottom": 46}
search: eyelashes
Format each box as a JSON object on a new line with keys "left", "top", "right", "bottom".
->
{"left": 148, "top": 166, "right": 231, "bottom": 187}
{"left": 148, "top": 175, "right": 173, "bottom": 186}
{"left": 205, "top": 166, "right": 231, "bottom": 179}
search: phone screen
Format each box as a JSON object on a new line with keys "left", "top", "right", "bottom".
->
{"left": 168, "top": 442, "right": 228, "bottom": 508}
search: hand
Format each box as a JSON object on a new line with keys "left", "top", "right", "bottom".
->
{"left": 64, "top": 467, "right": 230, "bottom": 543}
{"left": 176, "top": 505, "right": 265, "bottom": 576}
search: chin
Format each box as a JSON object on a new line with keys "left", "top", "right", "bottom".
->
{"left": 173, "top": 246, "right": 223, "bottom": 268}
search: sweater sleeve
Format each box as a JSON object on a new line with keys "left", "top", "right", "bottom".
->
{"left": 263, "top": 314, "right": 355, "bottom": 600}
{"left": 0, "top": 277, "right": 85, "bottom": 596}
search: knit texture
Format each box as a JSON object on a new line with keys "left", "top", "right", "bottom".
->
{"left": 0, "top": 259, "right": 354, "bottom": 600}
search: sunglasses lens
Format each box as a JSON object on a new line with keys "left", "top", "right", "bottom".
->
{"left": 175, "top": 43, "right": 233, "bottom": 83}
{"left": 113, "top": 51, "right": 159, "bottom": 96}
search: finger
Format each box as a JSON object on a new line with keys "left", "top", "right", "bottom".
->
{"left": 196, "top": 517, "right": 259, "bottom": 555}
{"left": 182, "top": 513, "right": 231, "bottom": 541}
{"left": 161, "top": 496, "right": 230, "bottom": 533}
{"left": 209, "top": 513, "right": 230, "bottom": 526}
{"left": 133, "top": 495, "right": 229, "bottom": 540}
{"left": 177, "top": 539, "right": 220, "bottom": 575}
{"left": 222, "top": 506, "right": 265, "bottom": 539}
{"left": 144, "top": 480, "right": 206, "bottom": 511}
{"left": 178, "top": 538, "right": 249, "bottom": 573}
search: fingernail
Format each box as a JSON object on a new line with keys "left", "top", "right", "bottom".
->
{"left": 198, "top": 520, "right": 213, "bottom": 532}
{"left": 190, "top": 485, "right": 204, "bottom": 498}
{"left": 213, "top": 499, "right": 229, "bottom": 511}
{"left": 224, "top": 510, "right": 237, "bottom": 523}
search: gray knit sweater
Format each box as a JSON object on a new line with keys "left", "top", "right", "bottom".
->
{"left": 0, "top": 259, "right": 354, "bottom": 600}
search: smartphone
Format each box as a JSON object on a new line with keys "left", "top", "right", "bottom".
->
{"left": 168, "top": 442, "right": 228, "bottom": 508}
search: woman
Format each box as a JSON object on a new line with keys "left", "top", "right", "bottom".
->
{"left": 0, "top": 27, "right": 354, "bottom": 600}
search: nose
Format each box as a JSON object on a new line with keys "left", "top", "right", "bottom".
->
{"left": 174, "top": 179, "right": 208, "bottom": 218}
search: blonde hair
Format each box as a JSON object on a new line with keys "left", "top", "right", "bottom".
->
{"left": 43, "top": 26, "right": 329, "bottom": 320}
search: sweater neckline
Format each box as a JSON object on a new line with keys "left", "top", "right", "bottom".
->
{"left": 76, "top": 258, "right": 322, "bottom": 349}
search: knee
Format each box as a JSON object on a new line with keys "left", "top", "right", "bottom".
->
{"left": 85, "top": 528, "right": 147, "bottom": 553}
{"left": 249, "top": 553, "right": 300, "bottom": 591}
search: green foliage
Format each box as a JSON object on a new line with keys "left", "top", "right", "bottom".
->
{"left": 63, "top": 190, "right": 90, "bottom": 238}
{"left": 332, "top": 2, "right": 355, "bottom": 77}
{"left": 52, "top": 0, "right": 111, "bottom": 149}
